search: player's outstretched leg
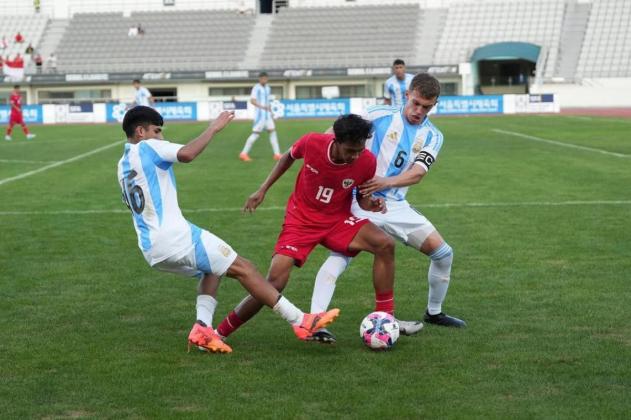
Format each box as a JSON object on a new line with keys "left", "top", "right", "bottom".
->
{"left": 217, "top": 254, "right": 340, "bottom": 341}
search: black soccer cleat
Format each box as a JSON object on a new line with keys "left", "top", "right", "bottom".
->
{"left": 423, "top": 310, "right": 466, "bottom": 328}
{"left": 307, "top": 328, "right": 337, "bottom": 344}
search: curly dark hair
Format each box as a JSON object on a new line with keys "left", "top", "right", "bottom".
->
{"left": 332, "top": 114, "right": 373, "bottom": 145}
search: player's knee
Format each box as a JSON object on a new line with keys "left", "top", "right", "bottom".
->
{"left": 228, "top": 255, "right": 265, "bottom": 284}
{"left": 429, "top": 242, "right": 453, "bottom": 263}
{"left": 374, "top": 233, "right": 395, "bottom": 256}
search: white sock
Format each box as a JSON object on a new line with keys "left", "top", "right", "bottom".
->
{"left": 242, "top": 132, "right": 259, "bottom": 154}
{"left": 311, "top": 252, "right": 351, "bottom": 313}
{"left": 273, "top": 296, "right": 304, "bottom": 326}
{"left": 269, "top": 130, "right": 280, "bottom": 155}
{"left": 427, "top": 243, "right": 453, "bottom": 315}
{"left": 196, "top": 295, "right": 217, "bottom": 327}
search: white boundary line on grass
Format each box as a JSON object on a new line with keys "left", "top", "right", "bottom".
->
{"left": 0, "top": 159, "right": 60, "bottom": 164}
{"left": 492, "top": 129, "right": 631, "bottom": 158}
{"left": 0, "top": 141, "right": 124, "bottom": 186}
{"left": 0, "top": 200, "right": 629, "bottom": 216}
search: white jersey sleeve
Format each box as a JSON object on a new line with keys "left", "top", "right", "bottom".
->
{"left": 412, "top": 120, "right": 444, "bottom": 172}
{"left": 144, "top": 139, "right": 183, "bottom": 165}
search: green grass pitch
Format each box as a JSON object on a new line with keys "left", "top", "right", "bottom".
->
{"left": 1, "top": 115, "right": 630, "bottom": 418}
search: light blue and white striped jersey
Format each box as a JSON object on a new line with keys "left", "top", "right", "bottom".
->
{"left": 251, "top": 83, "right": 272, "bottom": 124}
{"left": 135, "top": 87, "right": 152, "bottom": 107}
{"left": 383, "top": 73, "right": 414, "bottom": 108}
{"left": 365, "top": 105, "right": 444, "bottom": 201}
{"left": 117, "top": 139, "right": 194, "bottom": 265}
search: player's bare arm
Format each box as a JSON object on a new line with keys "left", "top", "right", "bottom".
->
{"left": 243, "top": 152, "right": 296, "bottom": 213}
{"left": 358, "top": 164, "right": 427, "bottom": 196}
{"left": 356, "top": 193, "right": 387, "bottom": 214}
{"left": 177, "top": 111, "right": 235, "bottom": 163}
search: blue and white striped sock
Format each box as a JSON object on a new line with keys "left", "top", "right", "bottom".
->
{"left": 427, "top": 243, "right": 453, "bottom": 315}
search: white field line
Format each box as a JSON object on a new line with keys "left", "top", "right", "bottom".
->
{"left": 492, "top": 129, "right": 631, "bottom": 158}
{"left": 0, "top": 159, "right": 60, "bottom": 164}
{"left": 0, "top": 200, "right": 629, "bottom": 216}
{"left": 0, "top": 141, "right": 124, "bottom": 186}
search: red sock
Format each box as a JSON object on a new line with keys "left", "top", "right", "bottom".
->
{"left": 216, "top": 310, "right": 245, "bottom": 338}
{"left": 22, "top": 125, "right": 30, "bottom": 135}
{"left": 375, "top": 290, "right": 394, "bottom": 315}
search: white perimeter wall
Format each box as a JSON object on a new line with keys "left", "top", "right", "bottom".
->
{"left": 532, "top": 78, "right": 631, "bottom": 108}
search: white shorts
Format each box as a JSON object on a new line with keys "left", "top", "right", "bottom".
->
{"left": 152, "top": 229, "right": 238, "bottom": 279}
{"left": 351, "top": 198, "right": 436, "bottom": 249}
{"left": 252, "top": 116, "right": 275, "bottom": 132}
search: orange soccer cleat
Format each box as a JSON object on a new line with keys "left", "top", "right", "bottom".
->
{"left": 187, "top": 322, "right": 232, "bottom": 354}
{"left": 239, "top": 152, "right": 252, "bottom": 162}
{"left": 293, "top": 308, "right": 340, "bottom": 341}
{"left": 273, "top": 153, "right": 282, "bottom": 161}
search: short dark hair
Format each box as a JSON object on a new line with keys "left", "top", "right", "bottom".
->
{"left": 132, "top": 79, "right": 141, "bottom": 84}
{"left": 409, "top": 73, "right": 440, "bottom": 99}
{"left": 393, "top": 59, "right": 405, "bottom": 66}
{"left": 332, "top": 114, "right": 372, "bottom": 145}
{"left": 258, "top": 71, "right": 268, "bottom": 78}
{"left": 122, "top": 106, "right": 163, "bottom": 138}
{"left": 13, "top": 85, "right": 20, "bottom": 89}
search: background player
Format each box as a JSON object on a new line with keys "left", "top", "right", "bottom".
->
{"left": 217, "top": 114, "right": 419, "bottom": 340}
{"left": 132, "top": 79, "right": 154, "bottom": 108}
{"left": 4, "top": 85, "right": 35, "bottom": 141}
{"left": 383, "top": 59, "right": 414, "bottom": 108}
{"left": 239, "top": 71, "right": 281, "bottom": 162}
{"left": 117, "top": 106, "right": 339, "bottom": 354}
{"left": 311, "top": 73, "right": 465, "bottom": 344}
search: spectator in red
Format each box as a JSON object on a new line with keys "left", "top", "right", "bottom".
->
{"left": 15, "top": 32, "right": 24, "bottom": 43}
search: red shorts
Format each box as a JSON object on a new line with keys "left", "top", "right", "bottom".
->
{"left": 9, "top": 113, "right": 23, "bottom": 125}
{"left": 274, "top": 215, "right": 369, "bottom": 267}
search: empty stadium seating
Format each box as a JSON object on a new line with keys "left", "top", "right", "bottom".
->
{"left": 576, "top": 0, "right": 631, "bottom": 78}
{"left": 434, "top": 1, "right": 564, "bottom": 78}
{"left": 7, "top": 1, "right": 629, "bottom": 80}
{"left": 55, "top": 10, "right": 255, "bottom": 73}
{"left": 259, "top": 4, "right": 421, "bottom": 69}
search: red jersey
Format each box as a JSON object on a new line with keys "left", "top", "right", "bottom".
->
{"left": 10, "top": 92, "right": 22, "bottom": 114}
{"left": 287, "top": 133, "right": 376, "bottom": 226}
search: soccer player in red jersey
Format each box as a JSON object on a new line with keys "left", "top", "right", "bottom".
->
{"left": 217, "top": 114, "right": 399, "bottom": 339}
{"left": 5, "top": 85, "right": 35, "bottom": 141}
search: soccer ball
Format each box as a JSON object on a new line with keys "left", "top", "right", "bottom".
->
{"left": 359, "top": 311, "right": 399, "bottom": 350}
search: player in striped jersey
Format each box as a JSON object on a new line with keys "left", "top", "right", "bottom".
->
{"left": 383, "top": 59, "right": 414, "bottom": 109}
{"left": 117, "top": 106, "right": 339, "bottom": 353}
{"left": 310, "top": 73, "right": 465, "bottom": 343}
{"left": 239, "top": 72, "right": 282, "bottom": 162}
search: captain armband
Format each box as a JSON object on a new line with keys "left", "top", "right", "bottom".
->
{"left": 414, "top": 151, "right": 436, "bottom": 169}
